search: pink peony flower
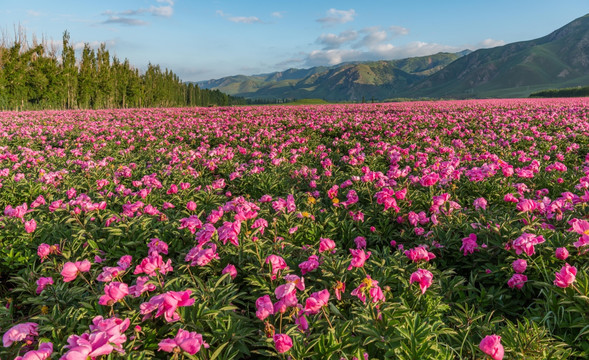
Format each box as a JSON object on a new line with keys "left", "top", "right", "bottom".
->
{"left": 354, "top": 236, "right": 366, "bottom": 249}
{"left": 99, "top": 282, "right": 129, "bottom": 306}
{"left": 409, "top": 269, "right": 434, "bottom": 294}
{"left": 347, "top": 249, "right": 371, "bottom": 270}
{"left": 61, "top": 260, "right": 92, "bottom": 282}
{"left": 351, "top": 275, "right": 384, "bottom": 304}
{"left": 128, "top": 276, "right": 156, "bottom": 298}
{"left": 479, "top": 335, "right": 504, "bottom": 360}
{"left": 217, "top": 220, "right": 241, "bottom": 247}
{"left": 14, "top": 341, "right": 53, "bottom": 360}
{"left": 511, "top": 233, "right": 545, "bottom": 256}
{"left": 186, "top": 201, "right": 197, "bottom": 211}
{"left": 36, "top": 277, "right": 54, "bottom": 294}
{"left": 3, "top": 322, "right": 38, "bottom": 347}
{"left": 319, "top": 237, "right": 336, "bottom": 253}
{"left": 304, "top": 289, "right": 330, "bottom": 315}
{"left": 405, "top": 246, "right": 436, "bottom": 263}
{"left": 222, "top": 264, "right": 237, "bottom": 279}
{"left": 255, "top": 295, "right": 274, "bottom": 321}
{"left": 507, "top": 274, "right": 527, "bottom": 290}
{"left": 275, "top": 274, "right": 305, "bottom": 300}
{"left": 134, "top": 251, "right": 172, "bottom": 277}
{"left": 24, "top": 219, "right": 37, "bottom": 233}
{"left": 147, "top": 238, "right": 169, "bottom": 255}
{"left": 512, "top": 259, "right": 527, "bottom": 274}
{"left": 158, "top": 329, "right": 209, "bottom": 355}
{"left": 273, "top": 334, "right": 293, "bottom": 353}
{"left": 298, "top": 255, "right": 319, "bottom": 275}
{"left": 473, "top": 197, "right": 487, "bottom": 211}
{"left": 555, "top": 247, "right": 569, "bottom": 260}
{"left": 140, "top": 290, "right": 195, "bottom": 322}
{"left": 554, "top": 263, "right": 577, "bottom": 288}
{"left": 460, "top": 233, "right": 479, "bottom": 256}
{"left": 265, "top": 255, "right": 289, "bottom": 280}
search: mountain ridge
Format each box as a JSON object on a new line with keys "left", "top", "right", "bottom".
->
{"left": 198, "top": 13, "right": 589, "bottom": 100}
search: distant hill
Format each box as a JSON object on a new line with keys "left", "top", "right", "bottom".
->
{"left": 198, "top": 13, "right": 589, "bottom": 101}
{"left": 197, "top": 52, "right": 466, "bottom": 101}
{"left": 409, "top": 13, "right": 589, "bottom": 98}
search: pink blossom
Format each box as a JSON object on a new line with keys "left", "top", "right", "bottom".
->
{"left": 217, "top": 220, "right": 241, "bottom": 247}
{"left": 186, "top": 201, "right": 197, "bottom": 211}
{"left": 347, "top": 249, "right": 371, "bottom": 270}
{"left": 185, "top": 243, "right": 219, "bottom": 267}
{"left": 555, "top": 247, "right": 569, "bottom": 260}
{"left": 479, "top": 335, "right": 504, "bottom": 360}
{"left": 134, "top": 251, "right": 172, "bottom": 277}
{"left": 512, "top": 259, "right": 527, "bottom": 274}
{"left": 473, "top": 197, "right": 487, "bottom": 211}
{"left": 3, "top": 322, "right": 38, "bottom": 347}
{"left": 507, "top": 274, "right": 527, "bottom": 290}
{"left": 61, "top": 260, "right": 92, "bottom": 282}
{"left": 273, "top": 334, "right": 293, "bottom": 353}
{"left": 14, "top": 341, "right": 53, "bottom": 360}
{"left": 148, "top": 238, "right": 168, "bottom": 255}
{"left": 298, "top": 255, "right": 319, "bottom": 275}
{"left": 409, "top": 268, "right": 434, "bottom": 294}
{"left": 265, "top": 255, "right": 289, "bottom": 280}
{"left": 319, "top": 237, "right": 336, "bottom": 253}
{"left": 140, "top": 290, "right": 195, "bottom": 322}
{"left": 158, "top": 329, "right": 209, "bottom": 355}
{"left": 460, "top": 234, "right": 479, "bottom": 256}
{"left": 275, "top": 274, "right": 305, "bottom": 299}
{"left": 304, "top": 289, "right": 330, "bottom": 315}
{"left": 36, "top": 277, "right": 54, "bottom": 294}
{"left": 354, "top": 236, "right": 366, "bottom": 249}
{"left": 420, "top": 173, "right": 439, "bottom": 187}
{"left": 554, "top": 263, "right": 577, "bottom": 288}
{"left": 129, "top": 276, "right": 156, "bottom": 298}
{"left": 351, "top": 275, "right": 384, "bottom": 304}
{"left": 99, "top": 282, "right": 129, "bottom": 306}
{"left": 404, "top": 246, "right": 436, "bottom": 263}
{"left": 512, "top": 233, "right": 545, "bottom": 256}
{"left": 255, "top": 295, "right": 274, "bottom": 321}
{"left": 24, "top": 219, "right": 37, "bottom": 233}
{"left": 222, "top": 264, "right": 237, "bottom": 279}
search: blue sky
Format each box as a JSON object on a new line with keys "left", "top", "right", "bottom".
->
{"left": 1, "top": 1, "right": 587, "bottom": 81}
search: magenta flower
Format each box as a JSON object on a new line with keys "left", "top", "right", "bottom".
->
{"left": 298, "top": 255, "right": 319, "bottom": 275}
{"left": 99, "top": 282, "right": 129, "bottom": 306}
{"left": 217, "top": 220, "right": 241, "bottom": 247}
{"left": 128, "top": 276, "right": 156, "bottom": 298}
{"left": 554, "top": 263, "right": 577, "bottom": 288}
{"left": 134, "top": 251, "right": 173, "bottom": 277}
{"left": 473, "top": 197, "right": 487, "bottom": 211}
{"left": 24, "top": 218, "right": 37, "bottom": 233}
{"left": 319, "top": 237, "right": 336, "bottom": 253}
{"left": 255, "top": 295, "right": 274, "bottom": 321}
{"left": 61, "top": 260, "right": 92, "bottom": 282}
{"left": 405, "top": 246, "right": 436, "bottom": 263}
{"left": 511, "top": 233, "right": 545, "bottom": 256}
{"left": 186, "top": 201, "right": 197, "bottom": 211}
{"left": 420, "top": 173, "right": 439, "bottom": 187}
{"left": 275, "top": 274, "right": 305, "bottom": 299}
{"left": 507, "top": 274, "right": 527, "bottom": 290}
{"left": 354, "top": 236, "right": 366, "bottom": 249}
{"left": 409, "top": 269, "right": 434, "bottom": 294}
{"left": 479, "top": 335, "right": 504, "bottom": 360}
{"left": 512, "top": 259, "right": 527, "bottom": 274}
{"left": 273, "top": 333, "right": 293, "bottom": 354}
{"left": 304, "top": 289, "right": 330, "bottom": 315}
{"left": 347, "top": 249, "right": 371, "bottom": 270}
{"left": 3, "top": 322, "right": 38, "bottom": 347}
{"left": 36, "top": 277, "right": 54, "bottom": 294}
{"left": 351, "top": 275, "right": 385, "bottom": 304}
{"left": 147, "top": 238, "right": 168, "bottom": 255}
{"left": 222, "top": 264, "right": 237, "bottom": 279}
{"left": 185, "top": 243, "right": 220, "bottom": 267}
{"left": 265, "top": 254, "right": 289, "bottom": 280}
{"left": 158, "top": 329, "right": 209, "bottom": 355}
{"left": 14, "top": 341, "right": 53, "bottom": 360}
{"left": 37, "top": 243, "right": 59, "bottom": 263}
{"left": 555, "top": 247, "right": 569, "bottom": 260}
{"left": 460, "top": 234, "right": 479, "bottom": 256}
{"left": 140, "top": 290, "right": 195, "bottom": 322}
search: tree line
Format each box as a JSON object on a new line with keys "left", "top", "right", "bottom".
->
{"left": 529, "top": 86, "right": 589, "bottom": 98}
{"left": 0, "top": 30, "right": 245, "bottom": 110}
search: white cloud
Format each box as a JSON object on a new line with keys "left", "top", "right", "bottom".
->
{"left": 229, "top": 16, "right": 262, "bottom": 24}
{"left": 271, "top": 11, "right": 284, "bottom": 18}
{"left": 101, "top": 0, "right": 174, "bottom": 26}
{"left": 317, "top": 8, "right": 356, "bottom": 26}
{"left": 217, "top": 10, "right": 263, "bottom": 24}
{"left": 389, "top": 25, "right": 409, "bottom": 36}
{"left": 317, "top": 30, "right": 358, "bottom": 49}
{"left": 477, "top": 38, "right": 505, "bottom": 48}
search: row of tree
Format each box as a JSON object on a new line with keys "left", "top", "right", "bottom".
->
{"left": 529, "top": 86, "right": 589, "bottom": 98}
{"left": 0, "top": 30, "right": 244, "bottom": 110}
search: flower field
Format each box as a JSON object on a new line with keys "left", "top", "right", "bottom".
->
{"left": 1, "top": 99, "right": 589, "bottom": 359}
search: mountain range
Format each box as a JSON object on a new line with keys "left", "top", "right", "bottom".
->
{"left": 197, "top": 14, "right": 589, "bottom": 101}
